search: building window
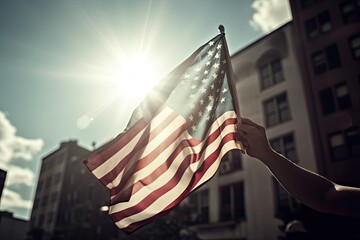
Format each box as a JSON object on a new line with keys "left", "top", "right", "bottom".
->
{"left": 47, "top": 212, "right": 54, "bottom": 224}
{"left": 340, "top": 0, "right": 360, "bottom": 23}
{"left": 188, "top": 189, "right": 209, "bottom": 223}
{"left": 264, "top": 92, "right": 291, "bottom": 127}
{"left": 53, "top": 172, "right": 61, "bottom": 185}
{"left": 42, "top": 195, "right": 48, "bottom": 207}
{"left": 259, "top": 58, "right": 284, "bottom": 89}
{"left": 38, "top": 214, "right": 45, "bottom": 227}
{"left": 328, "top": 127, "right": 360, "bottom": 161}
{"left": 50, "top": 191, "right": 58, "bottom": 203}
{"left": 273, "top": 178, "right": 299, "bottom": 218}
{"left": 305, "top": 11, "right": 332, "bottom": 40}
{"left": 319, "top": 82, "right": 352, "bottom": 115}
{"left": 311, "top": 44, "right": 342, "bottom": 75}
{"left": 270, "top": 133, "right": 297, "bottom": 162}
{"left": 219, "top": 150, "right": 242, "bottom": 175}
{"left": 45, "top": 176, "right": 52, "bottom": 189}
{"left": 219, "top": 182, "right": 245, "bottom": 222}
{"left": 349, "top": 33, "right": 360, "bottom": 59}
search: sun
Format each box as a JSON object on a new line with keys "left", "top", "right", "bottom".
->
{"left": 112, "top": 55, "right": 160, "bottom": 101}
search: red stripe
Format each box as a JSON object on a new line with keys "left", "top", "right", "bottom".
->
{"left": 116, "top": 131, "right": 238, "bottom": 232}
{"left": 109, "top": 122, "right": 190, "bottom": 204}
{"left": 98, "top": 111, "right": 179, "bottom": 187}
{"left": 84, "top": 118, "right": 148, "bottom": 172}
{"left": 109, "top": 117, "right": 237, "bottom": 202}
{"left": 109, "top": 121, "right": 237, "bottom": 223}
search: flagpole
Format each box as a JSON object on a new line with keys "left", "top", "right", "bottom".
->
{"left": 218, "top": 25, "right": 242, "bottom": 122}
{"left": 219, "top": 25, "right": 245, "bottom": 152}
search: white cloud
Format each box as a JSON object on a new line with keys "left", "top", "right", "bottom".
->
{"left": 0, "top": 111, "right": 43, "bottom": 216}
{"left": 0, "top": 111, "right": 43, "bottom": 164}
{"left": 0, "top": 188, "right": 33, "bottom": 210}
{"left": 6, "top": 165, "right": 35, "bottom": 187}
{"left": 249, "top": 0, "right": 292, "bottom": 33}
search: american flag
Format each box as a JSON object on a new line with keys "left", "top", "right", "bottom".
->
{"left": 84, "top": 33, "right": 243, "bottom": 233}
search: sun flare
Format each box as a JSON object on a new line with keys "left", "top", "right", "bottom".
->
{"left": 112, "top": 55, "right": 160, "bottom": 101}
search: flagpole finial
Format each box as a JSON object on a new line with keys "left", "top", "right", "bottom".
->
{"left": 218, "top": 25, "right": 225, "bottom": 34}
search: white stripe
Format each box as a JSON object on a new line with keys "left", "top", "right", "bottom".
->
{"left": 110, "top": 114, "right": 238, "bottom": 228}
{"left": 109, "top": 110, "right": 236, "bottom": 197}
{"left": 92, "top": 107, "right": 174, "bottom": 179}
{"left": 115, "top": 140, "right": 238, "bottom": 229}
{"left": 108, "top": 114, "right": 186, "bottom": 189}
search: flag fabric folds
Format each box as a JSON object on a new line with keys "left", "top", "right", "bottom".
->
{"left": 84, "top": 33, "right": 242, "bottom": 233}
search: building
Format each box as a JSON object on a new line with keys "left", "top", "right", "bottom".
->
{"left": 28, "top": 140, "right": 118, "bottom": 240}
{"left": 188, "top": 22, "right": 318, "bottom": 240}
{"left": 0, "top": 211, "right": 29, "bottom": 240}
{"left": 289, "top": 0, "right": 360, "bottom": 185}
{"left": 0, "top": 169, "right": 6, "bottom": 200}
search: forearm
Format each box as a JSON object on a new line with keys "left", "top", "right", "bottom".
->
{"left": 259, "top": 150, "right": 336, "bottom": 214}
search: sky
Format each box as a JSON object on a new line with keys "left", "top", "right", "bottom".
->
{"left": 0, "top": 0, "right": 292, "bottom": 220}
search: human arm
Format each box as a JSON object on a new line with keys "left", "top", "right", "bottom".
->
{"left": 237, "top": 117, "right": 360, "bottom": 217}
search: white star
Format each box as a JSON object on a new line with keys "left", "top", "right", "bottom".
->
{"left": 206, "top": 105, "right": 213, "bottom": 112}
{"left": 202, "top": 78, "right": 208, "bottom": 84}
{"left": 191, "top": 125, "right": 197, "bottom": 131}
{"left": 217, "top": 44, "right": 222, "bottom": 49}
{"left": 194, "top": 76, "right": 199, "bottom": 81}
{"left": 198, "top": 110, "right": 203, "bottom": 117}
{"left": 200, "top": 99, "right": 204, "bottom": 105}
{"left": 221, "top": 70, "right": 225, "bottom": 75}
{"left": 209, "top": 41, "right": 214, "bottom": 46}
{"left": 191, "top": 84, "right": 197, "bottom": 89}
{"left": 215, "top": 53, "right": 220, "bottom": 59}
{"left": 222, "top": 88, "right": 228, "bottom": 93}
{"left": 195, "top": 66, "right": 201, "bottom": 72}
{"left": 189, "top": 93, "right": 195, "bottom": 98}
{"left": 203, "top": 69, "right": 209, "bottom": 75}
{"left": 222, "top": 59, "right": 227, "bottom": 64}
{"left": 188, "top": 115, "right": 194, "bottom": 121}
{"left": 220, "top": 97, "right": 225, "bottom": 103}
{"left": 197, "top": 55, "right": 202, "bottom": 61}
{"left": 208, "top": 95, "right": 214, "bottom": 101}
{"left": 213, "top": 63, "right": 220, "bottom": 69}
{"left": 207, "top": 50, "right": 213, "bottom": 56}
{"left": 180, "top": 80, "right": 186, "bottom": 85}
{"left": 201, "top": 87, "right": 207, "bottom": 93}
{"left": 189, "top": 102, "right": 195, "bottom": 109}
{"left": 184, "top": 73, "right": 190, "bottom": 79}
{"left": 206, "top": 115, "right": 211, "bottom": 121}
{"left": 206, "top": 61, "right": 211, "bottom": 66}
{"left": 210, "top": 84, "right": 215, "bottom": 89}
{"left": 212, "top": 73, "right": 218, "bottom": 79}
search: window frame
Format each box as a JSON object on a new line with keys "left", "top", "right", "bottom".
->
{"left": 264, "top": 92, "right": 291, "bottom": 127}
{"left": 349, "top": 33, "right": 360, "bottom": 60}
{"left": 259, "top": 58, "right": 285, "bottom": 90}
{"left": 219, "top": 182, "right": 245, "bottom": 222}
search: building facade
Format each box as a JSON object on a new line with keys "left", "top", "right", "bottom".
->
{"left": 188, "top": 22, "right": 318, "bottom": 240}
{"left": 28, "top": 140, "right": 118, "bottom": 240}
{"left": 289, "top": 0, "right": 360, "bottom": 185}
{"left": 0, "top": 211, "right": 29, "bottom": 240}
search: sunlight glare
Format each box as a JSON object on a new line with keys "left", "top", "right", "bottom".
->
{"left": 113, "top": 55, "right": 159, "bottom": 101}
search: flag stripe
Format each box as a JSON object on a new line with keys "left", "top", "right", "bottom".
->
{"left": 108, "top": 113, "right": 237, "bottom": 221}
{"left": 109, "top": 113, "right": 236, "bottom": 202}
{"left": 122, "top": 140, "right": 237, "bottom": 233}
{"left": 90, "top": 107, "right": 174, "bottom": 180}
{"left": 96, "top": 109, "right": 179, "bottom": 187}
{"left": 112, "top": 136, "right": 237, "bottom": 232}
